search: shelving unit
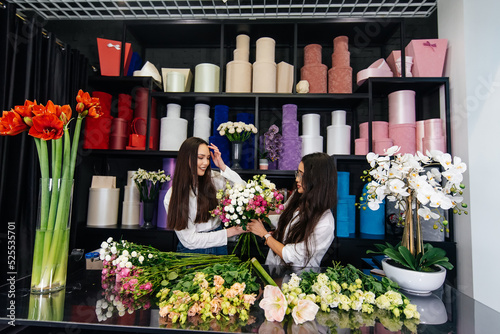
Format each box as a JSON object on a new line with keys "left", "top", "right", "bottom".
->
{"left": 75, "top": 17, "right": 455, "bottom": 284}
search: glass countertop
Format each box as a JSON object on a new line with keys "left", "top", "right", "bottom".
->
{"left": 1, "top": 268, "right": 500, "bottom": 333}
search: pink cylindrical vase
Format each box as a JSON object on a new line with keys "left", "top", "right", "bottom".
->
{"left": 374, "top": 138, "right": 394, "bottom": 155}
{"left": 355, "top": 138, "right": 369, "bottom": 155}
{"left": 388, "top": 90, "right": 416, "bottom": 124}
{"left": 359, "top": 121, "right": 389, "bottom": 140}
{"left": 389, "top": 123, "right": 416, "bottom": 154}
{"left": 424, "top": 118, "right": 445, "bottom": 138}
{"left": 416, "top": 120, "right": 425, "bottom": 153}
{"left": 423, "top": 136, "right": 447, "bottom": 153}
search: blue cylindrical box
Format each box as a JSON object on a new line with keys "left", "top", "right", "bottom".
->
{"left": 360, "top": 183, "right": 385, "bottom": 235}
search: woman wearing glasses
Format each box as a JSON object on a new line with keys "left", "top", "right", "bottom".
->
{"left": 247, "top": 152, "right": 337, "bottom": 267}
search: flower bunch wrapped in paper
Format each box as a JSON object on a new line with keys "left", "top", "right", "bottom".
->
{"left": 98, "top": 238, "right": 242, "bottom": 303}
{"left": 157, "top": 262, "right": 259, "bottom": 325}
{"left": 211, "top": 174, "right": 284, "bottom": 259}
{"left": 259, "top": 262, "right": 420, "bottom": 327}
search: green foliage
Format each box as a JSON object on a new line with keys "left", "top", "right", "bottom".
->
{"left": 367, "top": 242, "right": 454, "bottom": 272}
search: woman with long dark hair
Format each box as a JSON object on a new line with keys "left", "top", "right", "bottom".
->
{"left": 165, "top": 137, "right": 246, "bottom": 254}
{"left": 247, "top": 152, "right": 337, "bottom": 267}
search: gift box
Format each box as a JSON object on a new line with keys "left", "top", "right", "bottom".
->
{"left": 405, "top": 39, "right": 448, "bottom": 77}
{"left": 97, "top": 38, "right": 133, "bottom": 76}
{"left": 83, "top": 116, "right": 113, "bottom": 150}
{"left": 126, "top": 134, "right": 153, "bottom": 150}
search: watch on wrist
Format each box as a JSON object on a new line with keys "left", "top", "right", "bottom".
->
{"left": 264, "top": 233, "right": 272, "bottom": 240}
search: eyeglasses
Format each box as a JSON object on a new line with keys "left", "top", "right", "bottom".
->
{"left": 294, "top": 170, "right": 303, "bottom": 180}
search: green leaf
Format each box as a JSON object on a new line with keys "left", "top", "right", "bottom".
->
{"left": 167, "top": 271, "right": 178, "bottom": 280}
{"left": 383, "top": 248, "right": 409, "bottom": 269}
{"left": 161, "top": 280, "right": 169, "bottom": 286}
{"left": 398, "top": 246, "right": 417, "bottom": 271}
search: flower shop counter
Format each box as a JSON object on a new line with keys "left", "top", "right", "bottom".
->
{"left": 1, "top": 267, "right": 500, "bottom": 333}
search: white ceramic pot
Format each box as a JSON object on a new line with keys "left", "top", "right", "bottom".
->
{"left": 381, "top": 258, "right": 446, "bottom": 295}
{"left": 407, "top": 292, "right": 447, "bottom": 324}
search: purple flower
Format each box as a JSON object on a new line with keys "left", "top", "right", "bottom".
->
{"left": 261, "top": 125, "right": 283, "bottom": 162}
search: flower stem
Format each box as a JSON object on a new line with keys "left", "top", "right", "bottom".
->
{"left": 250, "top": 257, "right": 277, "bottom": 286}
{"left": 69, "top": 116, "right": 83, "bottom": 180}
{"left": 39, "top": 127, "right": 73, "bottom": 289}
{"left": 43, "top": 139, "right": 63, "bottom": 261}
{"left": 31, "top": 138, "right": 50, "bottom": 287}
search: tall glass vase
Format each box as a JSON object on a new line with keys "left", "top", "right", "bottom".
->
{"left": 31, "top": 178, "right": 74, "bottom": 294}
{"left": 28, "top": 289, "right": 66, "bottom": 321}
{"left": 142, "top": 200, "right": 157, "bottom": 229}
{"left": 231, "top": 141, "right": 243, "bottom": 170}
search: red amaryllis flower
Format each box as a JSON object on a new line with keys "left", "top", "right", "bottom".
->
{"left": 0, "top": 110, "right": 29, "bottom": 135}
{"left": 87, "top": 105, "right": 103, "bottom": 118}
{"left": 28, "top": 113, "right": 64, "bottom": 140}
{"left": 56, "top": 104, "right": 72, "bottom": 124}
{"left": 76, "top": 89, "right": 99, "bottom": 109}
{"left": 14, "top": 99, "right": 37, "bottom": 118}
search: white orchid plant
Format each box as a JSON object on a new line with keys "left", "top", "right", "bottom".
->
{"left": 217, "top": 121, "right": 258, "bottom": 142}
{"left": 362, "top": 146, "right": 468, "bottom": 271}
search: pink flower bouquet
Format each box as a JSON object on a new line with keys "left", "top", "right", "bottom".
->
{"left": 211, "top": 174, "right": 285, "bottom": 259}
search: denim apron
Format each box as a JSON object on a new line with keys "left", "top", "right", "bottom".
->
{"left": 176, "top": 225, "right": 228, "bottom": 255}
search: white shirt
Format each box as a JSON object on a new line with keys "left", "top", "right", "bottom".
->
{"left": 164, "top": 167, "right": 244, "bottom": 250}
{"left": 265, "top": 209, "right": 335, "bottom": 268}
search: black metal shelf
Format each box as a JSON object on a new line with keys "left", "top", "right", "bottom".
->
{"left": 356, "top": 77, "right": 449, "bottom": 95}
{"left": 81, "top": 149, "right": 178, "bottom": 158}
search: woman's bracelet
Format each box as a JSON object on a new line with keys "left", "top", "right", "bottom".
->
{"left": 263, "top": 233, "right": 272, "bottom": 245}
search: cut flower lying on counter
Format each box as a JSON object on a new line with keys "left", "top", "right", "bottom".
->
{"left": 96, "top": 236, "right": 420, "bottom": 329}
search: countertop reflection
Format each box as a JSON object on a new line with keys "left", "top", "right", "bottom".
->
{"left": 1, "top": 268, "right": 499, "bottom": 333}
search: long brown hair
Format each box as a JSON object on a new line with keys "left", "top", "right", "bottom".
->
{"left": 167, "top": 137, "right": 218, "bottom": 230}
{"left": 273, "top": 152, "right": 337, "bottom": 265}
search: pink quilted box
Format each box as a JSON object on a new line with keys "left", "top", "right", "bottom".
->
{"left": 405, "top": 39, "right": 448, "bottom": 77}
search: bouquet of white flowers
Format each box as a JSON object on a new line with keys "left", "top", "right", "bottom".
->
{"left": 132, "top": 169, "right": 171, "bottom": 202}
{"left": 210, "top": 175, "right": 285, "bottom": 259}
{"left": 217, "top": 121, "right": 258, "bottom": 142}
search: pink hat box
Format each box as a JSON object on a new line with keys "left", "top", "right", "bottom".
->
{"left": 356, "top": 59, "right": 393, "bottom": 85}
{"left": 359, "top": 121, "right": 389, "bottom": 140}
{"left": 424, "top": 118, "right": 445, "bottom": 138}
{"left": 374, "top": 138, "right": 394, "bottom": 155}
{"left": 423, "top": 136, "right": 447, "bottom": 154}
{"left": 405, "top": 39, "right": 448, "bottom": 77}
{"left": 416, "top": 120, "right": 425, "bottom": 153}
{"left": 355, "top": 138, "right": 369, "bottom": 155}
{"left": 388, "top": 90, "right": 416, "bottom": 124}
{"left": 389, "top": 123, "right": 416, "bottom": 154}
